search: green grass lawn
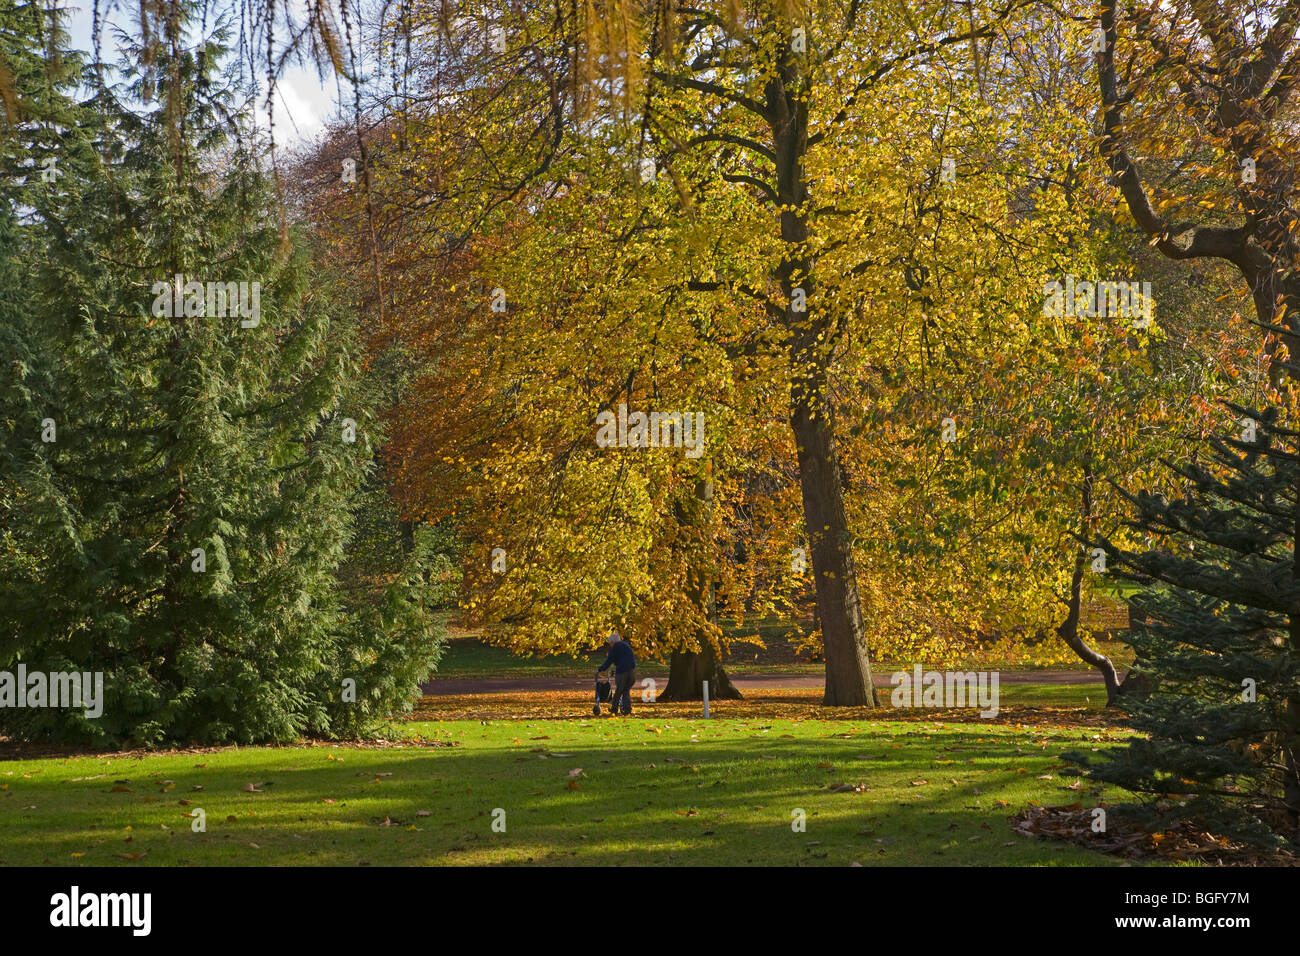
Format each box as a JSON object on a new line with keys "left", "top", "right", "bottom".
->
{"left": 0, "top": 715, "right": 1140, "bottom": 866}
{"left": 434, "top": 639, "right": 594, "bottom": 678}
{"left": 991, "top": 683, "right": 1109, "bottom": 707}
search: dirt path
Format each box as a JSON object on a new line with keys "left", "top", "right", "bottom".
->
{"left": 421, "top": 669, "right": 1116, "bottom": 696}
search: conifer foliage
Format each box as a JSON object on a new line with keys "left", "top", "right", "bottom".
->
{"left": 1079, "top": 404, "right": 1300, "bottom": 846}
{"left": 0, "top": 9, "right": 442, "bottom": 745}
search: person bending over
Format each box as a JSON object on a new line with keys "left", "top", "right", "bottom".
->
{"left": 597, "top": 630, "right": 636, "bottom": 716}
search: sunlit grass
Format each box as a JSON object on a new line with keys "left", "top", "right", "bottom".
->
{"left": 0, "top": 716, "right": 1142, "bottom": 866}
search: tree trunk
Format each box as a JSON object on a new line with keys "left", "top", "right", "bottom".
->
{"left": 1059, "top": 463, "right": 1125, "bottom": 706}
{"left": 1058, "top": 549, "right": 1124, "bottom": 706}
{"left": 768, "top": 43, "right": 876, "bottom": 707}
{"left": 661, "top": 642, "right": 742, "bottom": 701}
{"left": 1115, "top": 605, "right": 1154, "bottom": 700}
{"left": 657, "top": 477, "right": 742, "bottom": 702}
{"left": 790, "top": 394, "right": 877, "bottom": 706}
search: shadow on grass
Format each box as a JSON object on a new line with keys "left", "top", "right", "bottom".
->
{"left": 0, "top": 724, "right": 1136, "bottom": 867}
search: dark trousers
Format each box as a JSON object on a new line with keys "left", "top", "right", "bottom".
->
{"left": 613, "top": 669, "right": 636, "bottom": 715}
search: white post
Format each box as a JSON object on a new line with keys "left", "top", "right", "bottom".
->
{"left": 702, "top": 680, "right": 710, "bottom": 719}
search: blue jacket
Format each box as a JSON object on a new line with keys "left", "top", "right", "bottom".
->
{"left": 598, "top": 640, "right": 636, "bottom": 675}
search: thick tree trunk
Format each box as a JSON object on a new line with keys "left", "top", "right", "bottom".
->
{"left": 657, "top": 478, "right": 742, "bottom": 702}
{"left": 767, "top": 44, "right": 876, "bottom": 707}
{"left": 1116, "top": 605, "right": 1155, "bottom": 700}
{"left": 661, "top": 643, "right": 742, "bottom": 701}
{"left": 791, "top": 393, "right": 877, "bottom": 706}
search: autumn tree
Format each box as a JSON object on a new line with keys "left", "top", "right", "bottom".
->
{"left": 1098, "top": 0, "right": 1300, "bottom": 361}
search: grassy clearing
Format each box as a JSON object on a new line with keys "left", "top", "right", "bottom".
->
{"left": 0, "top": 714, "right": 1141, "bottom": 866}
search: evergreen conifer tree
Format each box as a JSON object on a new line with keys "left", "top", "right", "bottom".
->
{"left": 0, "top": 7, "right": 442, "bottom": 745}
{"left": 1076, "top": 403, "right": 1300, "bottom": 846}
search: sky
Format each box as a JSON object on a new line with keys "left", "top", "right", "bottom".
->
{"left": 60, "top": 0, "right": 342, "bottom": 146}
